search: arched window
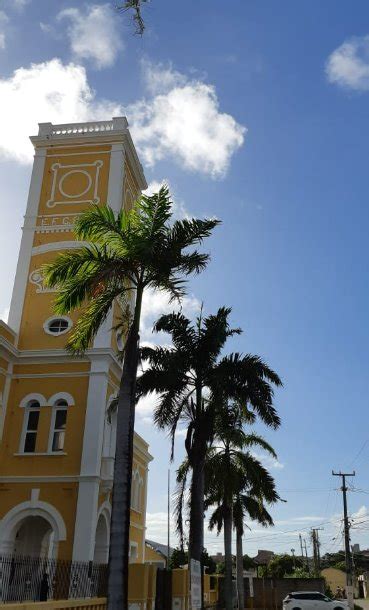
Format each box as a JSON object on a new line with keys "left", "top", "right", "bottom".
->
{"left": 131, "top": 470, "right": 143, "bottom": 512}
{"left": 48, "top": 394, "right": 73, "bottom": 453}
{"left": 21, "top": 400, "right": 41, "bottom": 453}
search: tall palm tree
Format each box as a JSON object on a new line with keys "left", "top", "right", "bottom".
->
{"left": 233, "top": 487, "right": 274, "bottom": 609}
{"left": 205, "top": 407, "right": 280, "bottom": 610}
{"left": 42, "top": 186, "right": 219, "bottom": 610}
{"left": 137, "top": 308, "right": 282, "bottom": 583}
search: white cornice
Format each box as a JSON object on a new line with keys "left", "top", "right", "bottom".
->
{"left": 30, "top": 118, "right": 147, "bottom": 191}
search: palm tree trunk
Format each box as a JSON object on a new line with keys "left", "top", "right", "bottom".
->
{"left": 236, "top": 526, "right": 245, "bottom": 610}
{"left": 224, "top": 504, "right": 233, "bottom": 610}
{"left": 188, "top": 455, "right": 205, "bottom": 562}
{"left": 107, "top": 286, "right": 143, "bottom": 610}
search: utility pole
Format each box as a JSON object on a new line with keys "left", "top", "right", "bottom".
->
{"left": 299, "top": 534, "right": 306, "bottom": 570}
{"left": 303, "top": 539, "right": 310, "bottom": 574}
{"left": 311, "top": 529, "right": 318, "bottom": 574}
{"left": 311, "top": 527, "right": 323, "bottom": 572}
{"left": 332, "top": 470, "right": 355, "bottom": 610}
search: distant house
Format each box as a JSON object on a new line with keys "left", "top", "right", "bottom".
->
{"left": 145, "top": 539, "right": 174, "bottom": 568}
{"left": 253, "top": 550, "right": 275, "bottom": 565}
{"left": 211, "top": 552, "right": 226, "bottom": 564}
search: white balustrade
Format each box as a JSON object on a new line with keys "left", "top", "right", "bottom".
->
{"left": 37, "top": 117, "right": 128, "bottom": 138}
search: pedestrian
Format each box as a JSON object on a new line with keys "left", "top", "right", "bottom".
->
{"left": 39, "top": 572, "right": 49, "bottom": 602}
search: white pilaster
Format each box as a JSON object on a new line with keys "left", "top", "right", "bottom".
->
{"left": 93, "top": 143, "right": 125, "bottom": 349}
{"left": 72, "top": 481, "right": 100, "bottom": 561}
{"left": 107, "top": 143, "right": 125, "bottom": 213}
{"left": 0, "top": 361, "right": 13, "bottom": 441}
{"left": 8, "top": 148, "right": 47, "bottom": 337}
{"left": 141, "top": 466, "right": 149, "bottom": 562}
{"left": 72, "top": 357, "right": 109, "bottom": 561}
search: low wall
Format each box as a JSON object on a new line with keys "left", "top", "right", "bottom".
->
{"left": 216, "top": 577, "right": 325, "bottom": 609}
{"left": 244, "top": 577, "right": 325, "bottom": 609}
{"left": 172, "top": 570, "right": 221, "bottom": 610}
{"left": 0, "top": 599, "right": 107, "bottom": 610}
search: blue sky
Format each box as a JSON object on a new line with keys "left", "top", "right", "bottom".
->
{"left": 3, "top": 0, "right": 369, "bottom": 556}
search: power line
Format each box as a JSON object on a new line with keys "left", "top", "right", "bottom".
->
{"left": 348, "top": 440, "right": 369, "bottom": 468}
{"left": 242, "top": 515, "right": 345, "bottom": 543}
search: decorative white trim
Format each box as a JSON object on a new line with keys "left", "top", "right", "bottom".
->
{"left": 59, "top": 169, "right": 93, "bottom": 199}
{"left": 19, "top": 393, "right": 47, "bottom": 408}
{"left": 0, "top": 475, "right": 100, "bottom": 483}
{"left": 46, "top": 161, "right": 103, "bottom": 208}
{"left": 48, "top": 392, "right": 75, "bottom": 406}
{"left": 47, "top": 403, "right": 67, "bottom": 454}
{"left": 29, "top": 268, "right": 57, "bottom": 293}
{"left": 14, "top": 452, "right": 67, "bottom": 456}
{"left": 30, "top": 488, "right": 40, "bottom": 507}
{"left": 32, "top": 241, "right": 88, "bottom": 255}
{"left": 0, "top": 499, "right": 67, "bottom": 556}
{"left": 94, "top": 502, "right": 111, "bottom": 563}
{"left": 72, "top": 480, "right": 100, "bottom": 562}
{"left": 8, "top": 149, "right": 47, "bottom": 336}
{"left": 43, "top": 315, "right": 73, "bottom": 336}
{"left": 0, "top": 360, "right": 13, "bottom": 441}
{"left": 46, "top": 150, "right": 111, "bottom": 158}
{"left": 129, "top": 540, "right": 139, "bottom": 562}
{"left": 19, "top": 402, "right": 41, "bottom": 454}
{"left": 80, "top": 357, "right": 110, "bottom": 477}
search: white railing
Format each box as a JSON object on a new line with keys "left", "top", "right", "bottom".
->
{"left": 38, "top": 118, "right": 128, "bottom": 138}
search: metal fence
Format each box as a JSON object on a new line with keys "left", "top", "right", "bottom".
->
{"left": 0, "top": 554, "right": 108, "bottom": 603}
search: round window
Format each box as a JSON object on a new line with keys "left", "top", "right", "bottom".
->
{"left": 44, "top": 317, "right": 72, "bottom": 336}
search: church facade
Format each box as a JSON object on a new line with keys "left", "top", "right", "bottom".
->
{"left": 0, "top": 118, "right": 153, "bottom": 565}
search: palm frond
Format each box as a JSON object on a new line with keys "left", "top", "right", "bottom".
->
{"left": 65, "top": 283, "right": 122, "bottom": 353}
{"left": 174, "top": 460, "right": 190, "bottom": 549}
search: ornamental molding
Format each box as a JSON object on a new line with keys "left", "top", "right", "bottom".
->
{"left": 46, "top": 160, "right": 103, "bottom": 208}
{"left": 29, "top": 268, "right": 57, "bottom": 293}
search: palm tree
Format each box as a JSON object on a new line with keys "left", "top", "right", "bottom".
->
{"left": 233, "top": 487, "right": 274, "bottom": 609}
{"left": 42, "top": 186, "right": 219, "bottom": 610}
{"left": 137, "top": 308, "right": 282, "bottom": 582}
{"left": 205, "top": 406, "right": 280, "bottom": 610}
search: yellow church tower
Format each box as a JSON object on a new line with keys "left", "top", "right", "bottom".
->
{"left": 0, "top": 118, "right": 152, "bottom": 565}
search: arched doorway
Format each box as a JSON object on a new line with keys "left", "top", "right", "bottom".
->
{"left": 93, "top": 513, "right": 109, "bottom": 564}
{"left": 14, "top": 516, "right": 54, "bottom": 558}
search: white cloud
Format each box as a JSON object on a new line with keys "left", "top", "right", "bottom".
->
{"left": 57, "top": 4, "right": 123, "bottom": 69}
{"left": 252, "top": 451, "right": 285, "bottom": 470}
{"left": 326, "top": 36, "right": 369, "bottom": 91}
{"left": 128, "top": 62, "right": 246, "bottom": 178}
{"left": 143, "top": 60, "right": 187, "bottom": 95}
{"left": 12, "top": 0, "right": 30, "bottom": 9}
{"left": 136, "top": 392, "right": 159, "bottom": 425}
{"left": 0, "top": 59, "right": 121, "bottom": 164}
{"left": 0, "top": 59, "right": 243, "bottom": 178}
{"left": 0, "top": 307, "right": 9, "bottom": 323}
{"left": 140, "top": 288, "right": 200, "bottom": 344}
{"left": 0, "top": 11, "right": 9, "bottom": 49}
{"left": 136, "top": 288, "right": 200, "bottom": 424}
{"left": 352, "top": 505, "right": 369, "bottom": 520}
{"left": 144, "top": 180, "right": 190, "bottom": 220}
